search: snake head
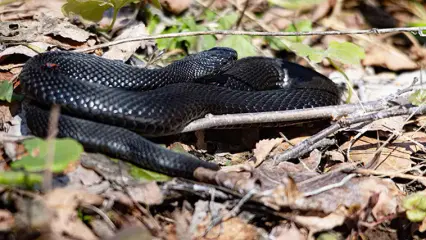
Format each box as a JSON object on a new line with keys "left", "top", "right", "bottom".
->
{"left": 167, "top": 47, "right": 238, "bottom": 81}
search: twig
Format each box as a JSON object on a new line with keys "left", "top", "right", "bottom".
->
{"left": 205, "top": 188, "right": 257, "bottom": 236}
{"left": 81, "top": 204, "right": 117, "bottom": 231}
{"left": 302, "top": 173, "right": 357, "bottom": 197}
{"left": 351, "top": 168, "right": 426, "bottom": 182}
{"left": 234, "top": 0, "right": 250, "bottom": 29}
{"left": 274, "top": 104, "right": 426, "bottom": 163}
{"left": 42, "top": 105, "right": 60, "bottom": 193}
{"left": 73, "top": 26, "right": 426, "bottom": 52}
{"left": 180, "top": 98, "right": 402, "bottom": 133}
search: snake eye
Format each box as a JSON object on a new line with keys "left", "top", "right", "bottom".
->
{"left": 42, "top": 62, "right": 59, "bottom": 70}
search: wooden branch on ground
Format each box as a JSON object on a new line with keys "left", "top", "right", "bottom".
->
{"left": 180, "top": 95, "right": 409, "bottom": 133}
{"left": 274, "top": 104, "right": 426, "bottom": 162}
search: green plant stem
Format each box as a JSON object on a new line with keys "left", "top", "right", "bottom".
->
{"left": 327, "top": 57, "right": 352, "bottom": 104}
{"left": 0, "top": 0, "right": 20, "bottom": 6}
{"left": 107, "top": 8, "right": 119, "bottom": 32}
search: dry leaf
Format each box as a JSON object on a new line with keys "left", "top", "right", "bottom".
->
{"left": 270, "top": 223, "right": 307, "bottom": 240}
{"left": 126, "top": 181, "right": 164, "bottom": 205}
{"left": 363, "top": 45, "right": 418, "bottom": 71}
{"left": 103, "top": 23, "right": 153, "bottom": 61}
{"left": 253, "top": 138, "right": 283, "bottom": 166}
{"left": 299, "top": 175, "right": 403, "bottom": 216}
{"left": 340, "top": 135, "right": 414, "bottom": 172}
{"left": 0, "top": 210, "right": 14, "bottom": 231}
{"left": 160, "top": 0, "right": 191, "bottom": 14}
{"left": 293, "top": 208, "right": 346, "bottom": 234}
{"left": 352, "top": 116, "right": 406, "bottom": 133}
{"left": 1, "top": 12, "right": 94, "bottom": 49}
{"left": 43, "top": 189, "right": 104, "bottom": 240}
{"left": 191, "top": 201, "right": 259, "bottom": 240}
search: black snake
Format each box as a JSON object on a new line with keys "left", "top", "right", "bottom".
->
{"left": 19, "top": 47, "right": 340, "bottom": 179}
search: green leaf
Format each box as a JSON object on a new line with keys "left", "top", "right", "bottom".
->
{"left": 404, "top": 193, "right": 426, "bottom": 211}
{"left": 317, "top": 232, "right": 342, "bottom": 240}
{"left": 11, "top": 138, "right": 83, "bottom": 173}
{"left": 62, "top": 0, "right": 113, "bottom": 22}
{"left": 284, "top": 20, "right": 312, "bottom": 42}
{"left": 199, "top": 35, "right": 216, "bottom": 51}
{"left": 407, "top": 209, "right": 426, "bottom": 222}
{"left": 0, "top": 81, "right": 13, "bottom": 102}
{"left": 218, "top": 12, "right": 239, "bottom": 30}
{"left": 219, "top": 35, "right": 257, "bottom": 58}
{"left": 129, "top": 166, "right": 171, "bottom": 182}
{"left": 204, "top": 9, "right": 217, "bottom": 22}
{"left": 0, "top": 171, "right": 43, "bottom": 187}
{"left": 325, "top": 41, "right": 365, "bottom": 65}
{"left": 403, "top": 193, "right": 426, "bottom": 222}
{"left": 289, "top": 42, "right": 325, "bottom": 63}
{"left": 409, "top": 89, "right": 426, "bottom": 106}
{"left": 148, "top": 0, "right": 162, "bottom": 9}
{"left": 268, "top": 0, "right": 326, "bottom": 10}
{"left": 109, "top": 0, "right": 139, "bottom": 9}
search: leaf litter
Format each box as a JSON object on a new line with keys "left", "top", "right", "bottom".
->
{"left": 0, "top": 0, "right": 426, "bottom": 239}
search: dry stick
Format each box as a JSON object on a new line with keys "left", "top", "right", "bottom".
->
{"left": 180, "top": 98, "right": 394, "bottom": 133}
{"left": 234, "top": 0, "right": 250, "bottom": 29}
{"left": 74, "top": 26, "right": 426, "bottom": 53}
{"left": 351, "top": 168, "right": 426, "bottom": 182}
{"left": 274, "top": 104, "right": 426, "bottom": 163}
{"left": 42, "top": 105, "right": 60, "bottom": 193}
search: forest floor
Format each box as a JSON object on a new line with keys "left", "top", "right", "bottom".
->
{"left": 1, "top": 0, "right": 426, "bottom": 239}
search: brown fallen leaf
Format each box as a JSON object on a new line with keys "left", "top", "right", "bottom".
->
{"left": 311, "top": 0, "right": 333, "bottom": 22}
{"left": 126, "top": 181, "right": 164, "bottom": 205}
{"left": 350, "top": 116, "right": 406, "bottom": 133}
{"left": 191, "top": 201, "right": 259, "bottom": 240}
{"left": 43, "top": 189, "right": 104, "bottom": 240}
{"left": 300, "top": 174, "right": 403, "bottom": 216}
{"left": 340, "top": 135, "right": 414, "bottom": 172}
{"left": 160, "top": 0, "right": 191, "bottom": 15}
{"left": 363, "top": 45, "right": 418, "bottom": 71}
{"left": 293, "top": 207, "right": 346, "bottom": 235}
{"left": 1, "top": 12, "right": 95, "bottom": 49}
{"left": 253, "top": 138, "right": 283, "bottom": 166}
{"left": 0, "top": 209, "right": 14, "bottom": 231}
{"left": 270, "top": 223, "right": 307, "bottom": 240}
{"left": 103, "top": 23, "right": 154, "bottom": 61}
{"left": 236, "top": 0, "right": 268, "bottom": 13}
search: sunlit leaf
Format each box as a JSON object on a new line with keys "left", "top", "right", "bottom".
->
{"left": 268, "top": 0, "right": 326, "bottom": 10}
{"left": 129, "top": 165, "right": 171, "bottom": 182}
{"left": 62, "top": 0, "right": 113, "bottom": 22}
{"left": 0, "top": 171, "right": 43, "bottom": 187}
{"left": 289, "top": 42, "right": 325, "bottom": 63}
{"left": 325, "top": 41, "right": 365, "bottom": 65}
{"left": 219, "top": 35, "right": 257, "bottom": 58}
{"left": 11, "top": 138, "right": 83, "bottom": 173}
{"left": 284, "top": 19, "right": 312, "bottom": 42}
{"left": 218, "top": 12, "right": 239, "bottom": 30}
{"left": 148, "top": 0, "right": 162, "bottom": 9}
{"left": 0, "top": 81, "right": 13, "bottom": 102}
{"left": 409, "top": 89, "right": 426, "bottom": 106}
{"left": 404, "top": 193, "right": 426, "bottom": 222}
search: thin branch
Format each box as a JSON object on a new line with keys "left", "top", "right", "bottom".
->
{"left": 274, "top": 104, "right": 426, "bottom": 163}
{"left": 42, "top": 105, "right": 60, "bottom": 193}
{"left": 234, "top": 0, "right": 250, "bottom": 29}
{"left": 302, "top": 173, "right": 357, "bottom": 197}
{"left": 180, "top": 98, "right": 403, "bottom": 133}
{"left": 351, "top": 168, "right": 426, "bottom": 182}
{"left": 74, "top": 26, "right": 426, "bottom": 52}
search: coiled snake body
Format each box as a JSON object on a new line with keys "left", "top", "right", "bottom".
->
{"left": 19, "top": 47, "right": 340, "bottom": 178}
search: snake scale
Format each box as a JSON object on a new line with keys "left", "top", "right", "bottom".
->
{"left": 19, "top": 47, "right": 340, "bottom": 179}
